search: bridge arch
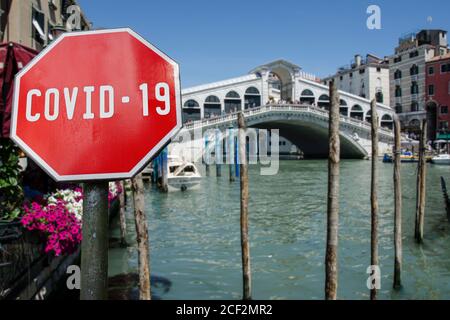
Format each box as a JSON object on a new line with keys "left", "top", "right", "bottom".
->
{"left": 224, "top": 91, "right": 241, "bottom": 113}
{"left": 247, "top": 114, "right": 368, "bottom": 159}
{"left": 365, "top": 111, "right": 372, "bottom": 123}
{"left": 340, "top": 99, "right": 348, "bottom": 116}
{"left": 182, "top": 99, "right": 201, "bottom": 123}
{"left": 381, "top": 114, "right": 393, "bottom": 130}
{"left": 244, "top": 87, "right": 261, "bottom": 109}
{"left": 300, "top": 89, "right": 315, "bottom": 105}
{"left": 350, "top": 104, "right": 364, "bottom": 121}
{"left": 269, "top": 66, "right": 294, "bottom": 102}
{"left": 204, "top": 95, "right": 221, "bottom": 118}
{"left": 318, "top": 94, "right": 330, "bottom": 110}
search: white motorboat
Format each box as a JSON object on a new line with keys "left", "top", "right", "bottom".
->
{"left": 167, "top": 156, "right": 202, "bottom": 191}
{"left": 141, "top": 165, "right": 153, "bottom": 181}
{"left": 431, "top": 154, "right": 450, "bottom": 165}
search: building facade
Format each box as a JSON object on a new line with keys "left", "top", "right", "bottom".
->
{"left": 426, "top": 52, "right": 450, "bottom": 141}
{"left": 388, "top": 29, "right": 448, "bottom": 133}
{"left": 322, "top": 54, "right": 390, "bottom": 105}
{"left": 0, "top": 0, "right": 90, "bottom": 51}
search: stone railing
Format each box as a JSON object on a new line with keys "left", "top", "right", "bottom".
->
{"left": 183, "top": 104, "right": 394, "bottom": 138}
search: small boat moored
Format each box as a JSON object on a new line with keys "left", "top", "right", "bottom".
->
{"left": 167, "top": 156, "right": 202, "bottom": 191}
{"left": 431, "top": 154, "right": 450, "bottom": 165}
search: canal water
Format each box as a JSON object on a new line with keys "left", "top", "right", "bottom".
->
{"left": 109, "top": 160, "right": 450, "bottom": 300}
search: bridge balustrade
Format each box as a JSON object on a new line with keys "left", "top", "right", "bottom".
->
{"left": 183, "top": 104, "right": 393, "bottom": 137}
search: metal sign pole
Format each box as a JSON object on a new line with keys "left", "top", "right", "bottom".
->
{"left": 80, "top": 181, "right": 109, "bottom": 300}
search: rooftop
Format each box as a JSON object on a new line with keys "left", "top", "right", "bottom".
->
{"left": 427, "top": 52, "right": 450, "bottom": 62}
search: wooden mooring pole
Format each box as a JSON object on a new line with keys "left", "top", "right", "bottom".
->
{"left": 440, "top": 177, "right": 450, "bottom": 222}
{"left": 216, "top": 132, "right": 222, "bottom": 177}
{"left": 161, "top": 149, "right": 169, "bottom": 193}
{"left": 393, "top": 118, "right": 402, "bottom": 289}
{"left": 325, "top": 81, "right": 340, "bottom": 300}
{"left": 119, "top": 181, "right": 128, "bottom": 246}
{"left": 228, "top": 127, "right": 235, "bottom": 182}
{"left": 80, "top": 181, "right": 109, "bottom": 300}
{"left": 238, "top": 112, "right": 252, "bottom": 300}
{"left": 370, "top": 99, "right": 379, "bottom": 300}
{"left": 205, "top": 136, "right": 210, "bottom": 177}
{"left": 131, "top": 174, "right": 151, "bottom": 300}
{"left": 415, "top": 119, "right": 427, "bottom": 243}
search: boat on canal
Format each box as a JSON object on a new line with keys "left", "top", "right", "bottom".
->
{"left": 167, "top": 156, "right": 202, "bottom": 192}
{"left": 383, "top": 151, "right": 420, "bottom": 163}
{"left": 431, "top": 154, "right": 450, "bottom": 165}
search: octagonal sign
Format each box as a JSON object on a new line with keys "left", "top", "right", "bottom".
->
{"left": 11, "top": 28, "right": 181, "bottom": 182}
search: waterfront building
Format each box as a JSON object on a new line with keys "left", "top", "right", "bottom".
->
{"left": 388, "top": 29, "right": 448, "bottom": 134}
{"left": 322, "top": 54, "right": 390, "bottom": 104}
{"left": 0, "top": 0, "right": 90, "bottom": 51}
{"left": 426, "top": 52, "right": 450, "bottom": 141}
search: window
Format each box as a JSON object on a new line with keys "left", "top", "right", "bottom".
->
{"left": 441, "top": 106, "right": 449, "bottom": 114}
{"left": 395, "top": 104, "right": 402, "bottom": 113}
{"left": 376, "top": 91, "right": 383, "bottom": 103}
{"left": 428, "top": 84, "right": 435, "bottom": 96}
{"left": 184, "top": 99, "right": 199, "bottom": 108}
{"left": 394, "top": 69, "right": 402, "bottom": 79}
{"left": 349, "top": 72, "right": 353, "bottom": 78}
{"left": 300, "top": 89, "right": 315, "bottom": 105}
{"left": 244, "top": 87, "right": 261, "bottom": 109}
{"left": 245, "top": 87, "right": 260, "bottom": 95}
{"left": 226, "top": 91, "right": 240, "bottom": 99}
{"left": 428, "top": 66, "right": 435, "bottom": 75}
{"left": 32, "top": 7, "right": 46, "bottom": 48}
{"left": 439, "top": 121, "right": 449, "bottom": 130}
{"left": 340, "top": 100, "right": 348, "bottom": 116}
{"left": 411, "top": 101, "right": 419, "bottom": 112}
{"left": 409, "top": 51, "right": 419, "bottom": 58}
{"left": 204, "top": 95, "right": 221, "bottom": 118}
{"left": 411, "top": 82, "right": 419, "bottom": 94}
{"left": 350, "top": 105, "right": 364, "bottom": 121}
{"left": 410, "top": 65, "right": 419, "bottom": 76}
{"left": 381, "top": 114, "right": 394, "bottom": 130}
{"left": 394, "top": 56, "right": 402, "bottom": 63}
{"left": 225, "top": 91, "right": 241, "bottom": 113}
{"left": 359, "top": 69, "right": 365, "bottom": 74}
{"left": 376, "top": 67, "right": 381, "bottom": 72}
{"left": 441, "top": 64, "right": 450, "bottom": 73}
{"left": 339, "top": 76, "right": 343, "bottom": 81}
{"left": 395, "top": 86, "right": 402, "bottom": 97}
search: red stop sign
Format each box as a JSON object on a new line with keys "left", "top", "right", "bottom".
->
{"left": 11, "top": 29, "right": 181, "bottom": 182}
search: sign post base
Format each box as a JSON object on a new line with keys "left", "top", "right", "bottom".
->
{"left": 80, "top": 181, "right": 109, "bottom": 300}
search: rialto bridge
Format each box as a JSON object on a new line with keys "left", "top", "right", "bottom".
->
{"left": 172, "top": 60, "right": 396, "bottom": 159}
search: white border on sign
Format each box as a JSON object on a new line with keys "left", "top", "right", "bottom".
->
{"left": 10, "top": 28, "right": 183, "bottom": 182}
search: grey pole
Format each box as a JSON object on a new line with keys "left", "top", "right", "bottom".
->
{"left": 80, "top": 181, "right": 109, "bottom": 300}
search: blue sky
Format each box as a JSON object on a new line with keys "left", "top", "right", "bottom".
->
{"left": 78, "top": 0, "right": 450, "bottom": 88}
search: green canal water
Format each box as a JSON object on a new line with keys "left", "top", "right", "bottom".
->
{"left": 109, "top": 160, "right": 450, "bottom": 300}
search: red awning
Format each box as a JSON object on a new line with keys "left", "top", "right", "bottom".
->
{"left": 0, "top": 42, "right": 38, "bottom": 138}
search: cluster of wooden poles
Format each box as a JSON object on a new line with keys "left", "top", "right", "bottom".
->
{"left": 324, "top": 81, "right": 429, "bottom": 300}
{"left": 118, "top": 82, "right": 430, "bottom": 300}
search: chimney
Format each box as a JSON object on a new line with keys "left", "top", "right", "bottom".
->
{"left": 355, "top": 54, "right": 362, "bottom": 67}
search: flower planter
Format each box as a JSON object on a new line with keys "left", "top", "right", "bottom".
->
{"left": 0, "top": 223, "right": 44, "bottom": 298}
{"left": 0, "top": 220, "right": 22, "bottom": 242}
